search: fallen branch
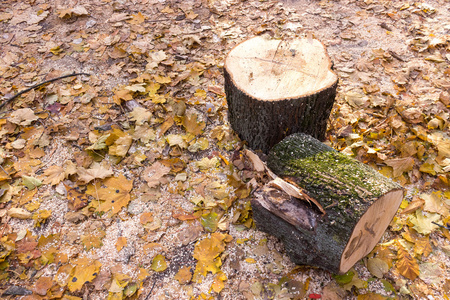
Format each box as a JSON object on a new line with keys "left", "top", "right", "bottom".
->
{"left": 0, "top": 72, "right": 90, "bottom": 111}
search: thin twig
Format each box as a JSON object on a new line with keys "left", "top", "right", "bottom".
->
{"left": 0, "top": 72, "right": 90, "bottom": 111}
{"left": 144, "top": 279, "right": 157, "bottom": 300}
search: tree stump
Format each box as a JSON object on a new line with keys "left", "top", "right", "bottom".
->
{"left": 251, "top": 133, "right": 404, "bottom": 274}
{"left": 224, "top": 35, "right": 338, "bottom": 153}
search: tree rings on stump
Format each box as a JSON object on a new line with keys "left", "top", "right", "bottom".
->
{"left": 224, "top": 35, "right": 338, "bottom": 153}
{"left": 251, "top": 133, "right": 404, "bottom": 274}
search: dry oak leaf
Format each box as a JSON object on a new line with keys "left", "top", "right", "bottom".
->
{"left": 96, "top": 174, "right": 133, "bottom": 215}
{"left": 42, "top": 165, "right": 65, "bottom": 186}
{"left": 193, "top": 232, "right": 232, "bottom": 281}
{"left": 395, "top": 244, "right": 419, "bottom": 281}
{"left": 68, "top": 257, "right": 102, "bottom": 292}
{"left": 143, "top": 162, "right": 171, "bottom": 188}
{"left": 77, "top": 163, "right": 113, "bottom": 183}
{"left": 9, "top": 108, "right": 39, "bottom": 126}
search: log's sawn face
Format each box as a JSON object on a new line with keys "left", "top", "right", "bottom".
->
{"left": 225, "top": 36, "right": 337, "bottom": 101}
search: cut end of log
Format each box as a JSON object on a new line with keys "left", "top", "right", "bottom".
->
{"left": 340, "top": 188, "right": 403, "bottom": 273}
{"left": 225, "top": 35, "right": 337, "bottom": 101}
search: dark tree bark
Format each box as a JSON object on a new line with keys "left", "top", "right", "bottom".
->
{"left": 251, "top": 133, "right": 404, "bottom": 274}
{"left": 224, "top": 36, "right": 338, "bottom": 153}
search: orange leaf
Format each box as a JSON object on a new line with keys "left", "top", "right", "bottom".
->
{"left": 395, "top": 244, "right": 419, "bottom": 281}
{"left": 174, "top": 266, "right": 192, "bottom": 284}
{"left": 33, "top": 276, "right": 53, "bottom": 295}
{"left": 65, "top": 184, "right": 89, "bottom": 211}
{"left": 172, "top": 209, "right": 201, "bottom": 221}
{"left": 160, "top": 158, "right": 186, "bottom": 173}
{"left": 116, "top": 237, "right": 127, "bottom": 252}
{"left": 96, "top": 174, "right": 133, "bottom": 215}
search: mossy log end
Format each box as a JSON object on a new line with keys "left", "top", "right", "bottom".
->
{"left": 224, "top": 36, "right": 338, "bottom": 153}
{"left": 251, "top": 133, "right": 403, "bottom": 274}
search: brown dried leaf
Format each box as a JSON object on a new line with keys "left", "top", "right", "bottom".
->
{"left": 42, "top": 165, "right": 65, "bottom": 186}
{"left": 384, "top": 157, "right": 415, "bottom": 178}
{"left": 143, "top": 162, "right": 171, "bottom": 188}
{"left": 77, "top": 163, "right": 113, "bottom": 183}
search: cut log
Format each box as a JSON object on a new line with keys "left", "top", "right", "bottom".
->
{"left": 224, "top": 35, "right": 338, "bottom": 153}
{"left": 251, "top": 133, "right": 403, "bottom": 274}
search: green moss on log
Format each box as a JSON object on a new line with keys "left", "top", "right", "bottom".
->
{"left": 268, "top": 133, "right": 401, "bottom": 232}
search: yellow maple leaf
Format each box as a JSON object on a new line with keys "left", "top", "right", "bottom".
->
{"left": 211, "top": 272, "right": 227, "bottom": 293}
{"left": 42, "top": 165, "right": 65, "bottom": 186}
{"left": 96, "top": 174, "right": 133, "bottom": 215}
{"left": 183, "top": 113, "right": 205, "bottom": 136}
{"left": 54, "top": 264, "right": 74, "bottom": 287}
{"left": 128, "top": 11, "right": 145, "bottom": 24}
{"left": 81, "top": 230, "right": 105, "bottom": 250}
{"left": 193, "top": 233, "right": 232, "bottom": 281}
{"left": 395, "top": 244, "right": 419, "bottom": 281}
{"left": 68, "top": 257, "right": 102, "bottom": 292}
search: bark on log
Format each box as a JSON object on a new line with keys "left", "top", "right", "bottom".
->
{"left": 224, "top": 35, "right": 338, "bottom": 153}
{"left": 251, "top": 133, "right": 403, "bottom": 274}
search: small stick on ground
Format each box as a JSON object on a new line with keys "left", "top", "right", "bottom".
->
{"left": 0, "top": 72, "right": 90, "bottom": 111}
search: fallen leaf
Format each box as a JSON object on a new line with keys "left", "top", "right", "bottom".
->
{"left": 200, "top": 211, "right": 219, "bottom": 232}
{"left": 174, "top": 266, "right": 192, "bottom": 284}
{"left": 395, "top": 244, "right": 419, "bottom": 281}
{"left": 151, "top": 254, "right": 167, "bottom": 272}
{"left": 65, "top": 185, "right": 89, "bottom": 210}
{"left": 420, "top": 192, "right": 449, "bottom": 216}
{"left": 68, "top": 257, "right": 102, "bottom": 292}
{"left": 143, "top": 162, "right": 171, "bottom": 188}
{"left": 22, "top": 175, "right": 42, "bottom": 190}
{"left": 42, "top": 165, "right": 65, "bottom": 186}
{"left": 384, "top": 157, "right": 415, "bottom": 178}
{"left": 211, "top": 272, "right": 227, "bottom": 293}
{"left": 367, "top": 257, "right": 389, "bottom": 278}
{"left": 95, "top": 174, "right": 133, "bottom": 215}
{"left": 77, "top": 163, "right": 113, "bottom": 183}
{"left": 9, "top": 108, "right": 39, "bottom": 126}
{"left": 116, "top": 237, "right": 127, "bottom": 252}
{"left": 409, "top": 209, "right": 440, "bottom": 234}
{"left": 33, "top": 276, "right": 53, "bottom": 295}
{"left": 129, "top": 107, "right": 151, "bottom": 125}
{"left": 193, "top": 232, "right": 232, "bottom": 281}
{"left": 8, "top": 207, "right": 32, "bottom": 219}
{"left": 183, "top": 113, "right": 205, "bottom": 136}
{"left": 81, "top": 230, "right": 106, "bottom": 251}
